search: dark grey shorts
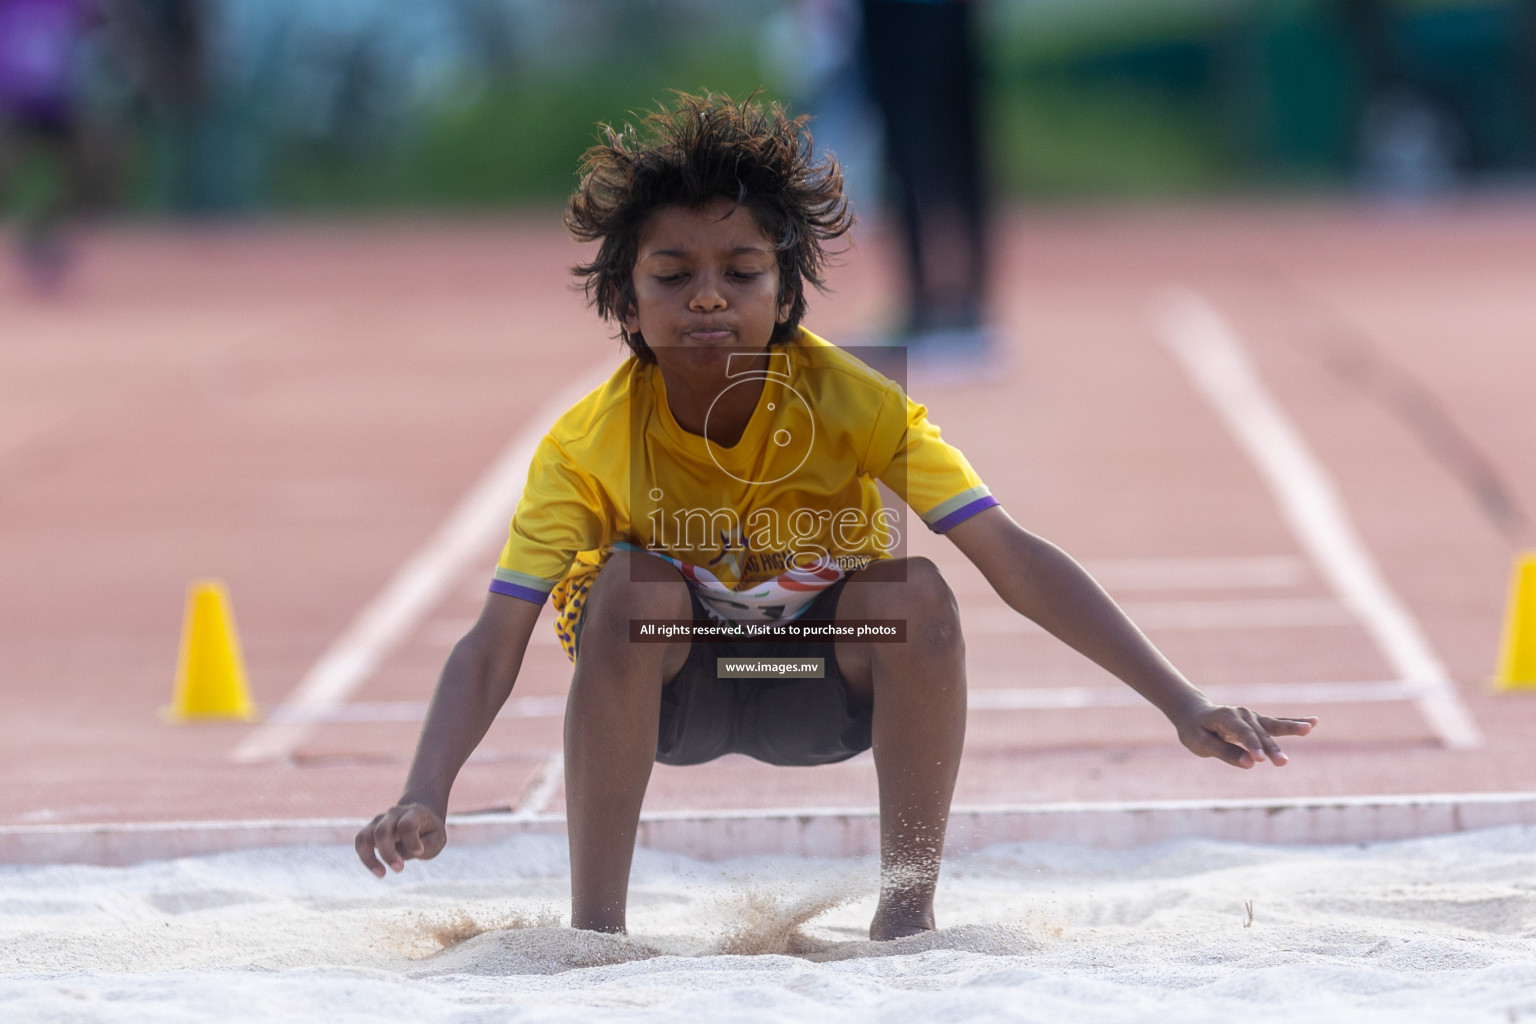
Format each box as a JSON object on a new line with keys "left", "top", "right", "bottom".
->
{"left": 575, "top": 578, "right": 871, "bottom": 767}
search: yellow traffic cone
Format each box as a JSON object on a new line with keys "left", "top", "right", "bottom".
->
{"left": 165, "top": 580, "right": 258, "bottom": 721}
{"left": 1493, "top": 552, "right": 1536, "bottom": 691}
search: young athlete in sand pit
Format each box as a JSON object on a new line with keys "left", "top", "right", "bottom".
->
{"left": 356, "top": 93, "right": 1318, "bottom": 940}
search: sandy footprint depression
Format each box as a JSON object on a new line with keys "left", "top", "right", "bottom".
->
{"left": 4, "top": 828, "right": 1536, "bottom": 1022}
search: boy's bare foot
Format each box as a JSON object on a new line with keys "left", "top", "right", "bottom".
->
{"left": 869, "top": 891, "right": 936, "bottom": 941}
{"left": 870, "top": 918, "right": 934, "bottom": 941}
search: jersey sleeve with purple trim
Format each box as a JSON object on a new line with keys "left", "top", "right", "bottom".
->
{"left": 866, "top": 383, "right": 996, "bottom": 533}
{"left": 492, "top": 433, "right": 611, "bottom": 605}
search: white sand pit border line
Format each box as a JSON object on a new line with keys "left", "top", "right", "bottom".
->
{"left": 6, "top": 791, "right": 1536, "bottom": 866}
{"left": 1154, "top": 290, "right": 1482, "bottom": 749}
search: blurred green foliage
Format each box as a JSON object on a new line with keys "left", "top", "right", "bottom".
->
{"left": 270, "top": 42, "right": 782, "bottom": 210}
{"left": 0, "top": 156, "right": 64, "bottom": 220}
{"left": 987, "top": 84, "right": 1236, "bottom": 198}
{"left": 984, "top": 0, "right": 1533, "bottom": 198}
{"left": 149, "top": 0, "right": 1535, "bottom": 211}
{"left": 262, "top": 1, "right": 1257, "bottom": 210}
{"left": 268, "top": 25, "right": 1241, "bottom": 209}
{"left": 981, "top": 0, "right": 1238, "bottom": 198}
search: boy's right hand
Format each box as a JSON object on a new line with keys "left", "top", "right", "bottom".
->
{"left": 355, "top": 803, "right": 446, "bottom": 877}
{"left": 1174, "top": 702, "right": 1317, "bottom": 768}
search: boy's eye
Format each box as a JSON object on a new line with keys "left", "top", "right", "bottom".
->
{"left": 656, "top": 272, "right": 688, "bottom": 283}
{"left": 729, "top": 270, "right": 762, "bottom": 281}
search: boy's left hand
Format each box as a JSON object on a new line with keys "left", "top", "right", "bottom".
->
{"left": 1174, "top": 704, "right": 1317, "bottom": 768}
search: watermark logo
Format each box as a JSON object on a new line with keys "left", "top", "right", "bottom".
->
{"left": 628, "top": 344, "right": 910, "bottom": 597}
{"left": 703, "top": 351, "right": 815, "bottom": 486}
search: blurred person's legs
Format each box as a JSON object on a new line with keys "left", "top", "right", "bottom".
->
{"left": 1525, "top": 1, "right": 1536, "bottom": 170}
{"left": 0, "top": 109, "right": 72, "bottom": 288}
{"left": 0, "top": 0, "right": 107, "bottom": 289}
{"left": 0, "top": 104, "right": 123, "bottom": 290}
{"left": 118, "top": 0, "right": 218, "bottom": 211}
{"left": 1339, "top": 0, "right": 1466, "bottom": 195}
{"left": 767, "top": 0, "right": 885, "bottom": 222}
{"left": 862, "top": 0, "right": 991, "bottom": 358}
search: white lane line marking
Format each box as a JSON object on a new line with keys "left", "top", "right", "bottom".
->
{"left": 267, "top": 680, "right": 1435, "bottom": 724}
{"left": 966, "top": 680, "right": 1438, "bottom": 710}
{"left": 423, "top": 615, "right": 559, "bottom": 647}
{"left": 511, "top": 753, "right": 565, "bottom": 818}
{"left": 231, "top": 368, "right": 613, "bottom": 764}
{"left": 1084, "top": 555, "right": 1308, "bottom": 591}
{"left": 1156, "top": 290, "right": 1481, "bottom": 748}
{"left": 266, "top": 695, "right": 568, "bottom": 723}
{"left": 966, "top": 597, "right": 1353, "bottom": 634}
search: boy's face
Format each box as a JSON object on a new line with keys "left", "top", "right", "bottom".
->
{"left": 622, "top": 198, "right": 790, "bottom": 380}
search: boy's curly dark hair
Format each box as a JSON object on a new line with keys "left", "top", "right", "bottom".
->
{"left": 566, "top": 92, "right": 854, "bottom": 363}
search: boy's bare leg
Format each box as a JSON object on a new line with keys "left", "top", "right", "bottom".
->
{"left": 563, "top": 550, "right": 692, "bottom": 933}
{"left": 835, "top": 557, "right": 967, "bottom": 940}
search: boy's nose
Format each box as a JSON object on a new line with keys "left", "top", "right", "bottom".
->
{"left": 688, "top": 275, "right": 727, "bottom": 311}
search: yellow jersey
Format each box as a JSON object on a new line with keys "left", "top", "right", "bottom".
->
{"left": 491, "top": 329, "right": 995, "bottom": 659}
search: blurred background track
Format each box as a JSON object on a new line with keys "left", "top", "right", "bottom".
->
{"left": 2, "top": 203, "right": 1533, "bottom": 840}
{"left": 5, "top": 0, "right": 1536, "bottom": 859}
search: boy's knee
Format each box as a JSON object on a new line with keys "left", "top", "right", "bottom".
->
{"left": 578, "top": 550, "right": 691, "bottom": 655}
{"left": 874, "top": 556, "right": 954, "bottom": 609}
{"left": 903, "top": 557, "right": 954, "bottom": 604}
{"left": 855, "top": 557, "right": 961, "bottom": 655}
{"left": 901, "top": 558, "right": 962, "bottom": 653}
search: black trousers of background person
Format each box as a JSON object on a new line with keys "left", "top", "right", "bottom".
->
{"left": 861, "top": 0, "right": 989, "bottom": 336}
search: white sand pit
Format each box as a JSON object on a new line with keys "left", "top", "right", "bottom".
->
{"left": 4, "top": 826, "right": 1536, "bottom": 1021}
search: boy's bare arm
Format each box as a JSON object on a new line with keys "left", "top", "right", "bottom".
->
{"left": 355, "top": 592, "right": 542, "bottom": 876}
{"left": 945, "top": 506, "right": 1315, "bottom": 768}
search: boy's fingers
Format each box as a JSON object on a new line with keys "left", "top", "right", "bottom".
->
{"left": 372, "top": 811, "right": 407, "bottom": 872}
{"left": 1257, "top": 715, "right": 1317, "bottom": 765}
{"left": 416, "top": 816, "right": 447, "bottom": 860}
{"left": 1184, "top": 708, "right": 1316, "bottom": 768}
{"left": 396, "top": 808, "right": 429, "bottom": 858}
{"left": 1182, "top": 723, "right": 1252, "bottom": 768}
{"left": 1238, "top": 707, "right": 1290, "bottom": 765}
{"left": 355, "top": 815, "right": 387, "bottom": 878}
{"left": 1258, "top": 715, "right": 1317, "bottom": 737}
{"left": 1209, "top": 709, "right": 1266, "bottom": 764}
{"left": 1206, "top": 735, "right": 1254, "bottom": 768}
{"left": 354, "top": 805, "right": 443, "bottom": 877}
